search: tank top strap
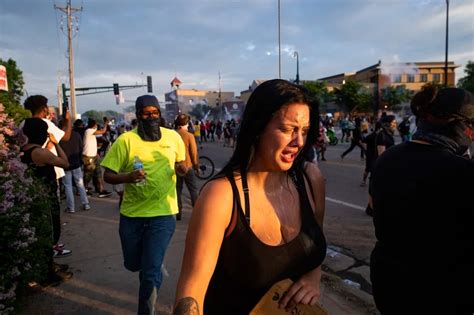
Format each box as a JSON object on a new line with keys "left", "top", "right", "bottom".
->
{"left": 290, "top": 170, "right": 315, "bottom": 221}
{"left": 240, "top": 169, "right": 251, "bottom": 224}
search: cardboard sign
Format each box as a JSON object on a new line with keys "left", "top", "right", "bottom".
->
{"left": 250, "top": 279, "right": 329, "bottom": 315}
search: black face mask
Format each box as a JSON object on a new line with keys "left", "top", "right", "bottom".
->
{"left": 137, "top": 118, "right": 162, "bottom": 141}
{"left": 412, "top": 119, "right": 472, "bottom": 156}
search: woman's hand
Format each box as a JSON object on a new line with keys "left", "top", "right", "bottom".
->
{"left": 278, "top": 267, "right": 322, "bottom": 311}
{"left": 48, "top": 133, "right": 59, "bottom": 145}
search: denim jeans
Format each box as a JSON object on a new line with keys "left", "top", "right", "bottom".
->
{"left": 63, "top": 167, "right": 89, "bottom": 210}
{"left": 119, "top": 215, "right": 176, "bottom": 315}
{"left": 176, "top": 169, "right": 198, "bottom": 216}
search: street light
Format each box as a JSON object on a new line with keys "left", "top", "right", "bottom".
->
{"left": 293, "top": 51, "right": 300, "bottom": 85}
{"left": 278, "top": 0, "right": 281, "bottom": 79}
{"left": 444, "top": 0, "right": 449, "bottom": 87}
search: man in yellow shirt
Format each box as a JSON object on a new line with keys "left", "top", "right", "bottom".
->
{"left": 101, "top": 95, "right": 186, "bottom": 315}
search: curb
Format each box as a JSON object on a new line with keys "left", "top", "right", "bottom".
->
{"left": 322, "top": 246, "right": 379, "bottom": 315}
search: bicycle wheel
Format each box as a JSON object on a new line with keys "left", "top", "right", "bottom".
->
{"left": 196, "top": 156, "right": 215, "bottom": 180}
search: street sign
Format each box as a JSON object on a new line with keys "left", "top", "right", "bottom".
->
{"left": 0, "top": 65, "right": 8, "bottom": 91}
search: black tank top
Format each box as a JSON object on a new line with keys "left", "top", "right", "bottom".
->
{"left": 204, "top": 170, "right": 326, "bottom": 314}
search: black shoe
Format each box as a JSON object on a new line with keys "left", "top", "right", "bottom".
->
{"left": 98, "top": 190, "right": 112, "bottom": 198}
{"left": 41, "top": 270, "right": 73, "bottom": 287}
{"left": 52, "top": 262, "right": 69, "bottom": 273}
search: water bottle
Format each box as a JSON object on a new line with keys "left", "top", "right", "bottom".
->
{"left": 133, "top": 155, "right": 146, "bottom": 186}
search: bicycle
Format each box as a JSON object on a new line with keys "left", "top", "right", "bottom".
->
{"left": 196, "top": 156, "right": 215, "bottom": 180}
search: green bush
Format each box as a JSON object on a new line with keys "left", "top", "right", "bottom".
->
{"left": 0, "top": 103, "right": 53, "bottom": 314}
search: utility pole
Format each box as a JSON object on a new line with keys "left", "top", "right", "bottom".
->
{"left": 444, "top": 0, "right": 449, "bottom": 88}
{"left": 55, "top": 0, "right": 83, "bottom": 119}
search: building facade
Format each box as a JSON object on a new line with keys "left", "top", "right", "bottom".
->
{"left": 164, "top": 77, "right": 235, "bottom": 123}
{"left": 317, "top": 60, "right": 459, "bottom": 112}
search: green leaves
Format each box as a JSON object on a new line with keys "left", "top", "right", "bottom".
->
{"left": 457, "top": 60, "right": 474, "bottom": 92}
{"left": 333, "top": 80, "right": 372, "bottom": 113}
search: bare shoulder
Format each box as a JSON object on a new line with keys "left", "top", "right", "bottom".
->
{"left": 303, "top": 161, "right": 324, "bottom": 184}
{"left": 193, "top": 176, "right": 234, "bottom": 226}
{"left": 303, "top": 162, "right": 325, "bottom": 226}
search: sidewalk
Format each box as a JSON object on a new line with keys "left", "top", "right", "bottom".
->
{"left": 21, "top": 190, "right": 378, "bottom": 315}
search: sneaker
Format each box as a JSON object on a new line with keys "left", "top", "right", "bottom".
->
{"left": 55, "top": 243, "right": 65, "bottom": 249}
{"left": 65, "top": 208, "right": 75, "bottom": 213}
{"left": 98, "top": 190, "right": 112, "bottom": 198}
{"left": 83, "top": 203, "right": 91, "bottom": 210}
{"left": 53, "top": 246, "right": 72, "bottom": 258}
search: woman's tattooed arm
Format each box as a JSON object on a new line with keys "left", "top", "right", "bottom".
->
{"left": 173, "top": 297, "right": 200, "bottom": 315}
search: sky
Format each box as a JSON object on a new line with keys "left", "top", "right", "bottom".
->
{"left": 1, "top": 0, "right": 473, "bottom": 115}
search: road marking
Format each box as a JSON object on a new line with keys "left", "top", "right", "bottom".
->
{"left": 323, "top": 160, "right": 365, "bottom": 169}
{"left": 326, "top": 197, "right": 365, "bottom": 211}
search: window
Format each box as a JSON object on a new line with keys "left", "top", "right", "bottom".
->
{"left": 407, "top": 74, "right": 415, "bottom": 83}
{"left": 420, "top": 74, "right": 428, "bottom": 82}
{"left": 392, "top": 74, "right": 401, "bottom": 83}
{"left": 433, "top": 74, "right": 441, "bottom": 83}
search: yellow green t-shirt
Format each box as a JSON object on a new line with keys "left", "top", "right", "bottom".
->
{"left": 101, "top": 128, "right": 185, "bottom": 217}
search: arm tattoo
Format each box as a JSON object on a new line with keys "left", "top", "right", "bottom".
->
{"left": 173, "top": 297, "right": 200, "bottom": 315}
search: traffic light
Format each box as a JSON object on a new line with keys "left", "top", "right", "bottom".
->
{"left": 147, "top": 76, "right": 153, "bottom": 93}
{"left": 113, "top": 83, "right": 119, "bottom": 95}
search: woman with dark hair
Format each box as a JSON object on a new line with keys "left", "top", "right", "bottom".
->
{"left": 21, "top": 118, "right": 72, "bottom": 285}
{"left": 369, "top": 87, "right": 474, "bottom": 314}
{"left": 174, "top": 79, "right": 327, "bottom": 314}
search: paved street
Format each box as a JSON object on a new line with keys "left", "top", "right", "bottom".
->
{"left": 21, "top": 135, "right": 381, "bottom": 315}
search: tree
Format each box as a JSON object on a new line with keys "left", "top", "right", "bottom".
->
{"left": 380, "top": 85, "right": 412, "bottom": 111}
{"left": 457, "top": 60, "right": 474, "bottom": 92}
{"left": 0, "top": 58, "right": 30, "bottom": 124}
{"left": 303, "top": 81, "right": 330, "bottom": 104}
{"left": 333, "top": 80, "right": 372, "bottom": 113}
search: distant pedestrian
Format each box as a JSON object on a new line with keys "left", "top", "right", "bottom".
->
{"left": 363, "top": 115, "right": 396, "bottom": 216}
{"left": 397, "top": 116, "right": 411, "bottom": 142}
{"left": 102, "top": 95, "right": 187, "bottom": 315}
{"left": 59, "top": 125, "right": 90, "bottom": 213}
{"left": 340, "top": 117, "right": 365, "bottom": 160}
{"left": 174, "top": 114, "right": 200, "bottom": 221}
{"left": 82, "top": 119, "right": 112, "bottom": 198}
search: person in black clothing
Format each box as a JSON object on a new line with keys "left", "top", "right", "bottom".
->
{"left": 369, "top": 87, "right": 474, "bottom": 314}
{"left": 397, "top": 116, "right": 411, "bottom": 142}
{"left": 362, "top": 115, "right": 396, "bottom": 216}
{"left": 21, "top": 118, "right": 73, "bottom": 285}
{"left": 360, "top": 121, "right": 382, "bottom": 187}
{"left": 341, "top": 117, "right": 365, "bottom": 160}
{"left": 174, "top": 79, "right": 326, "bottom": 315}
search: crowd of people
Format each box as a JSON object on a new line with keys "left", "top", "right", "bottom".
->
{"left": 15, "top": 81, "right": 473, "bottom": 315}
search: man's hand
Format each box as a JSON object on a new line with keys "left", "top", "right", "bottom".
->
{"left": 175, "top": 162, "right": 188, "bottom": 177}
{"left": 128, "top": 169, "right": 146, "bottom": 183}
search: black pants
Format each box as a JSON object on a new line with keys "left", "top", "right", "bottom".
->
{"left": 341, "top": 140, "right": 365, "bottom": 159}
